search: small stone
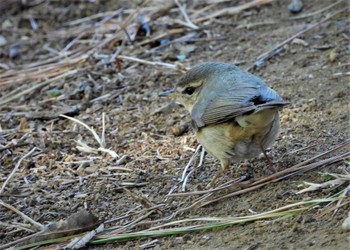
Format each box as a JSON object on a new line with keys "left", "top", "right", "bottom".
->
{"left": 145, "top": 80, "right": 154, "bottom": 88}
{"left": 166, "top": 118, "right": 176, "bottom": 126}
{"left": 288, "top": 0, "right": 303, "bottom": 13}
{"left": 329, "top": 50, "right": 338, "bottom": 63}
{"left": 0, "top": 35, "right": 7, "bottom": 46}
{"left": 342, "top": 214, "right": 350, "bottom": 231}
{"left": 174, "top": 237, "right": 184, "bottom": 244}
{"left": 292, "top": 38, "right": 309, "bottom": 47}
{"left": 2, "top": 19, "right": 12, "bottom": 29}
{"left": 84, "top": 166, "right": 98, "bottom": 174}
{"left": 202, "top": 235, "right": 211, "bottom": 240}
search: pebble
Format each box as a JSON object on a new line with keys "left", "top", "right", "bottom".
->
{"left": 0, "top": 35, "right": 7, "bottom": 46}
{"left": 288, "top": 0, "right": 303, "bottom": 13}
{"left": 2, "top": 19, "right": 12, "bottom": 29}
{"left": 84, "top": 166, "right": 98, "bottom": 174}
{"left": 342, "top": 214, "right": 350, "bottom": 231}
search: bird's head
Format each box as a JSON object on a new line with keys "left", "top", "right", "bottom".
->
{"left": 160, "top": 62, "right": 230, "bottom": 112}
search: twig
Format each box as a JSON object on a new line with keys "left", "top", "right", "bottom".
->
{"left": 180, "top": 145, "right": 202, "bottom": 182}
{"left": 109, "top": 211, "right": 156, "bottom": 234}
{"left": 170, "top": 176, "right": 247, "bottom": 197}
{"left": 182, "top": 145, "right": 206, "bottom": 191}
{"left": 63, "top": 9, "right": 123, "bottom": 26}
{"left": 254, "top": 139, "right": 350, "bottom": 186}
{"left": 0, "top": 200, "right": 44, "bottom": 231}
{"left": 60, "top": 114, "right": 119, "bottom": 158}
{"left": 333, "top": 72, "right": 350, "bottom": 77}
{"left": 140, "top": 239, "right": 159, "bottom": 249}
{"left": 0, "top": 147, "right": 37, "bottom": 195}
{"left": 175, "top": 0, "right": 199, "bottom": 30}
{"left": 0, "top": 70, "right": 78, "bottom": 106}
{"left": 0, "top": 143, "right": 30, "bottom": 152}
{"left": 236, "top": 20, "right": 277, "bottom": 29}
{"left": 0, "top": 229, "right": 47, "bottom": 250}
{"left": 101, "top": 112, "right": 106, "bottom": 148}
{"left": 277, "top": 144, "right": 317, "bottom": 162}
{"left": 199, "top": 152, "right": 350, "bottom": 208}
{"left": 61, "top": 32, "right": 85, "bottom": 53}
{"left": 118, "top": 55, "right": 185, "bottom": 70}
{"left": 195, "top": 0, "right": 275, "bottom": 23}
{"left": 137, "top": 28, "right": 186, "bottom": 47}
{"left": 255, "top": 7, "right": 349, "bottom": 66}
{"left": 244, "top": 243, "right": 260, "bottom": 250}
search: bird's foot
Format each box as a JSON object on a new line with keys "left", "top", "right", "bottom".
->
{"left": 259, "top": 149, "right": 278, "bottom": 174}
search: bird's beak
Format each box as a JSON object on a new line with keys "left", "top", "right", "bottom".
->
{"left": 159, "top": 89, "right": 179, "bottom": 97}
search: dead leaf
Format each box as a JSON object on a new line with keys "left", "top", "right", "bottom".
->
{"left": 16, "top": 210, "right": 100, "bottom": 247}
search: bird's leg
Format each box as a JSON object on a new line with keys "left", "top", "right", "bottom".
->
{"left": 209, "top": 161, "right": 229, "bottom": 187}
{"left": 259, "top": 143, "right": 277, "bottom": 173}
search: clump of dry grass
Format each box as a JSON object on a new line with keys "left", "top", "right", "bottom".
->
{"left": 60, "top": 113, "right": 119, "bottom": 159}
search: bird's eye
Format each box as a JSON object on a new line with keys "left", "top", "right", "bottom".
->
{"left": 183, "top": 87, "right": 196, "bottom": 95}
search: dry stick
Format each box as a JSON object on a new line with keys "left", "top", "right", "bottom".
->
{"left": 206, "top": 0, "right": 242, "bottom": 3}
{"left": 61, "top": 32, "right": 85, "bottom": 53}
{"left": 236, "top": 20, "right": 277, "bottom": 29}
{"left": 273, "top": 152, "right": 350, "bottom": 183}
{"left": 140, "top": 239, "right": 159, "bottom": 249}
{"left": 0, "top": 143, "right": 30, "bottom": 152}
{"left": 1, "top": 47, "right": 88, "bottom": 80}
{"left": 198, "top": 152, "right": 350, "bottom": 209}
{"left": 175, "top": 0, "right": 199, "bottom": 30}
{"left": 276, "top": 144, "right": 317, "bottom": 162}
{"left": 148, "top": 32, "right": 204, "bottom": 52}
{"left": 180, "top": 145, "right": 202, "bottom": 182}
{"left": 109, "top": 211, "right": 156, "bottom": 235}
{"left": 190, "top": 4, "right": 216, "bottom": 20}
{"left": 0, "top": 63, "right": 78, "bottom": 86}
{"left": 0, "top": 50, "right": 76, "bottom": 78}
{"left": 1, "top": 39, "right": 92, "bottom": 92}
{"left": 318, "top": 199, "right": 350, "bottom": 217}
{"left": 137, "top": 28, "right": 185, "bottom": 46}
{"left": 0, "top": 70, "right": 78, "bottom": 106}
{"left": 255, "top": 7, "right": 349, "bottom": 64}
{"left": 332, "top": 184, "right": 350, "bottom": 215}
{"left": 1, "top": 9, "right": 123, "bottom": 89}
{"left": 171, "top": 176, "right": 247, "bottom": 197}
{"left": 171, "top": 178, "right": 248, "bottom": 217}
{"left": 0, "top": 147, "right": 37, "bottom": 195}
{"left": 117, "top": 55, "right": 180, "bottom": 70}
{"left": 195, "top": 0, "right": 275, "bottom": 23}
{"left": 182, "top": 145, "right": 206, "bottom": 191}
{"left": 253, "top": 139, "right": 350, "bottom": 186}
{"left": 63, "top": 9, "right": 123, "bottom": 26}
{"left": 0, "top": 200, "right": 44, "bottom": 231}
{"left": 0, "top": 229, "right": 47, "bottom": 250}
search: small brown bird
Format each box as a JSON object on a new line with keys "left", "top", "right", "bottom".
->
{"left": 162, "top": 62, "right": 287, "bottom": 183}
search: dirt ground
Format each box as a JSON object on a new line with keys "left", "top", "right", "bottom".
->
{"left": 0, "top": 0, "right": 349, "bottom": 249}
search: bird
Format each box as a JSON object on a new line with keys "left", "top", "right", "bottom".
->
{"left": 161, "top": 62, "right": 287, "bottom": 185}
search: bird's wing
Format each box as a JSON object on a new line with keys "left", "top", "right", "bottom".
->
{"left": 191, "top": 83, "right": 286, "bottom": 128}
